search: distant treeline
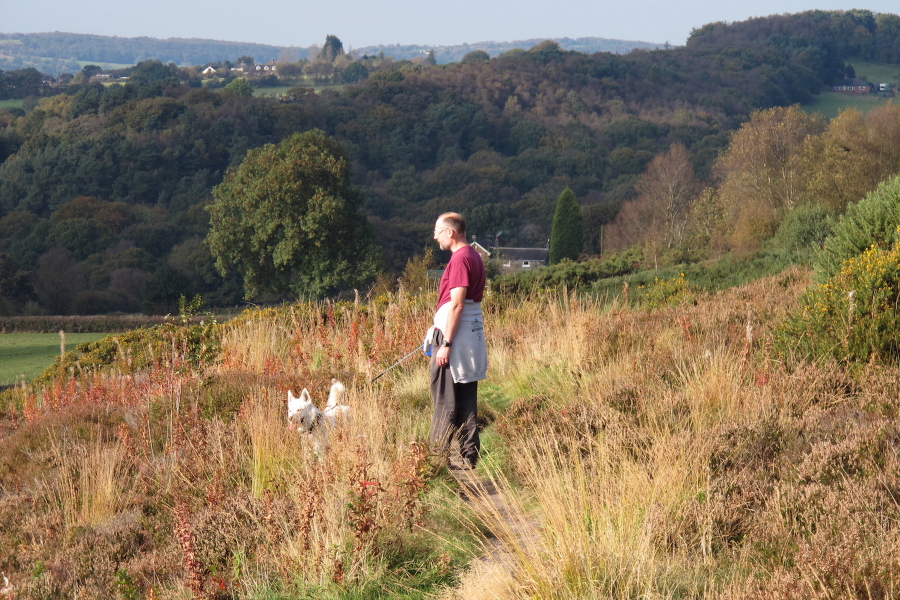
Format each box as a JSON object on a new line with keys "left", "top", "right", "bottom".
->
{"left": 0, "top": 9, "right": 899, "bottom": 316}
{"left": 354, "top": 37, "right": 665, "bottom": 63}
{"left": 0, "top": 32, "right": 665, "bottom": 75}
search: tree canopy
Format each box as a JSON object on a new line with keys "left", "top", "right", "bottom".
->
{"left": 206, "top": 129, "right": 381, "bottom": 299}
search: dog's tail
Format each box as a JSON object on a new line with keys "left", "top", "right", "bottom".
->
{"left": 326, "top": 379, "right": 346, "bottom": 408}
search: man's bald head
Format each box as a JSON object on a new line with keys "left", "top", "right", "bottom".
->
{"left": 437, "top": 212, "right": 466, "bottom": 237}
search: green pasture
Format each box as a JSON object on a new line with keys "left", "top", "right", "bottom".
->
{"left": 77, "top": 60, "right": 133, "bottom": 70}
{"left": 0, "top": 99, "right": 23, "bottom": 111}
{"left": 252, "top": 83, "right": 345, "bottom": 97}
{"left": 802, "top": 90, "right": 895, "bottom": 120}
{"left": 847, "top": 60, "right": 900, "bottom": 84}
{"left": 0, "top": 39, "right": 23, "bottom": 45}
{"left": 0, "top": 333, "right": 109, "bottom": 386}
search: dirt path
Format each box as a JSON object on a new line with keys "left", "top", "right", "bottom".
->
{"left": 449, "top": 462, "right": 541, "bottom": 571}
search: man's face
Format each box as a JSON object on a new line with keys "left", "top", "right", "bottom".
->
{"left": 433, "top": 221, "right": 451, "bottom": 251}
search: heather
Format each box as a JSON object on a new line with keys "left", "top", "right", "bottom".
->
{"left": 2, "top": 267, "right": 900, "bottom": 598}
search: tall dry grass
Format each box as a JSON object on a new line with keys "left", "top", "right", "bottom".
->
{"left": 0, "top": 290, "right": 460, "bottom": 599}
{"left": 5, "top": 269, "right": 900, "bottom": 598}
{"left": 445, "top": 267, "right": 900, "bottom": 599}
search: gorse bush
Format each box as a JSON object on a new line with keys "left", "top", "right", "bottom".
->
{"left": 776, "top": 236, "right": 900, "bottom": 363}
{"left": 638, "top": 273, "right": 696, "bottom": 309}
{"left": 817, "top": 175, "right": 900, "bottom": 282}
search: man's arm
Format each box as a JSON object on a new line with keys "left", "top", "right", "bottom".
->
{"left": 436, "top": 286, "right": 467, "bottom": 366}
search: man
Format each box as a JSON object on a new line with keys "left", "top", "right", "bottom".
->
{"left": 426, "top": 212, "right": 488, "bottom": 469}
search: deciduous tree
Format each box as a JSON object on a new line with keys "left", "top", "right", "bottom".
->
{"left": 207, "top": 129, "right": 381, "bottom": 299}
{"left": 715, "top": 106, "right": 824, "bottom": 249}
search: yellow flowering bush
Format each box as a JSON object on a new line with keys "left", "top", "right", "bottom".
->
{"left": 776, "top": 240, "right": 900, "bottom": 362}
{"left": 639, "top": 273, "right": 696, "bottom": 309}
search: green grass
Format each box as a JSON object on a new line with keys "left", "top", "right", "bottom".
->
{"left": 0, "top": 333, "right": 110, "bottom": 386}
{"left": 846, "top": 59, "right": 900, "bottom": 85}
{"left": 253, "top": 83, "right": 345, "bottom": 97}
{"left": 0, "top": 99, "right": 23, "bottom": 111}
{"left": 252, "top": 85, "right": 297, "bottom": 97}
{"left": 0, "top": 39, "right": 23, "bottom": 45}
{"left": 802, "top": 90, "right": 895, "bottom": 120}
{"left": 77, "top": 60, "right": 134, "bottom": 70}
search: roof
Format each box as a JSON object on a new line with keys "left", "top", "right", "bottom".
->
{"left": 832, "top": 78, "right": 870, "bottom": 86}
{"left": 492, "top": 247, "right": 549, "bottom": 261}
{"left": 470, "top": 241, "right": 491, "bottom": 256}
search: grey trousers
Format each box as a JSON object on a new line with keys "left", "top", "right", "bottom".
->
{"left": 429, "top": 330, "right": 480, "bottom": 466}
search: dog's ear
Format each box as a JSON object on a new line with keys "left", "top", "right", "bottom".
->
{"left": 300, "top": 388, "right": 312, "bottom": 403}
{"left": 287, "top": 390, "right": 301, "bottom": 413}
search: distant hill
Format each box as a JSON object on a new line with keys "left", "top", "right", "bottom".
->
{"left": 0, "top": 32, "right": 286, "bottom": 74}
{"left": 0, "top": 31, "right": 663, "bottom": 75}
{"left": 354, "top": 37, "right": 666, "bottom": 62}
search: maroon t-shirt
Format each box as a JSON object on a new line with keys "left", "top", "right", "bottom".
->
{"left": 437, "top": 245, "right": 485, "bottom": 309}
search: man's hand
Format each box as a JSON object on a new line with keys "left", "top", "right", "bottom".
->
{"left": 436, "top": 344, "right": 450, "bottom": 367}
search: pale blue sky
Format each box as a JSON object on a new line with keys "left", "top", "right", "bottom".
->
{"left": 2, "top": 1, "right": 897, "bottom": 49}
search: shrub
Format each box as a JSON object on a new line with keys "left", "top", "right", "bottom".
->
{"left": 775, "top": 236, "right": 900, "bottom": 363}
{"left": 494, "top": 249, "right": 640, "bottom": 296}
{"left": 817, "top": 175, "right": 900, "bottom": 281}
{"left": 766, "top": 203, "right": 833, "bottom": 259}
{"left": 638, "top": 273, "right": 696, "bottom": 309}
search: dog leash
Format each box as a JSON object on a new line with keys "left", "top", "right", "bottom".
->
{"left": 371, "top": 345, "right": 423, "bottom": 382}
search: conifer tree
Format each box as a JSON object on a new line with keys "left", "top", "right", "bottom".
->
{"left": 550, "top": 187, "right": 583, "bottom": 264}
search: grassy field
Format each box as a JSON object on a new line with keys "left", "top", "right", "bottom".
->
{"left": 0, "top": 98, "right": 23, "bottom": 111}
{"left": 76, "top": 59, "right": 133, "bottom": 70}
{"left": 0, "top": 332, "right": 109, "bottom": 386}
{"left": 847, "top": 59, "right": 900, "bottom": 84}
{"left": 252, "top": 83, "right": 345, "bottom": 97}
{"left": 802, "top": 89, "right": 895, "bottom": 119}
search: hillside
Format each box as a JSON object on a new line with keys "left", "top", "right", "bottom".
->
{"left": 1, "top": 9, "right": 900, "bottom": 316}
{"left": 0, "top": 33, "right": 284, "bottom": 74}
{"left": 3, "top": 265, "right": 900, "bottom": 597}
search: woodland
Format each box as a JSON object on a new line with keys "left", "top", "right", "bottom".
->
{"left": 1, "top": 9, "right": 900, "bottom": 315}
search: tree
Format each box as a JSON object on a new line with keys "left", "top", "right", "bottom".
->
{"left": 0, "top": 252, "right": 33, "bottom": 309}
{"left": 321, "top": 35, "right": 344, "bottom": 62}
{"left": 424, "top": 50, "right": 437, "bottom": 66}
{"left": 342, "top": 61, "right": 368, "bottom": 83}
{"left": 714, "top": 106, "right": 824, "bottom": 250}
{"left": 32, "top": 248, "right": 87, "bottom": 315}
{"left": 632, "top": 142, "right": 702, "bottom": 251}
{"left": 550, "top": 188, "right": 583, "bottom": 264}
{"left": 224, "top": 78, "right": 253, "bottom": 98}
{"left": 81, "top": 64, "right": 102, "bottom": 79}
{"left": 807, "top": 104, "right": 900, "bottom": 212}
{"left": 716, "top": 106, "right": 824, "bottom": 212}
{"left": 461, "top": 50, "right": 491, "bottom": 64}
{"left": 206, "top": 129, "right": 381, "bottom": 299}
{"left": 143, "top": 264, "right": 192, "bottom": 314}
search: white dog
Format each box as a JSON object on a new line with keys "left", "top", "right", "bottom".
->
{"left": 287, "top": 380, "right": 350, "bottom": 453}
